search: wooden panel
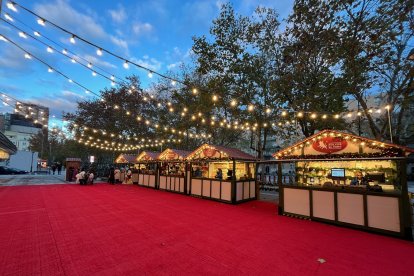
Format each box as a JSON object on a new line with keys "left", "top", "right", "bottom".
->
{"left": 221, "top": 181, "right": 231, "bottom": 201}
{"left": 243, "top": 182, "right": 250, "bottom": 200}
{"left": 175, "top": 178, "right": 181, "bottom": 192}
{"left": 367, "top": 196, "right": 400, "bottom": 232}
{"left": 191, "top": 179, "right": 202, "bottom": 195}
{"left": 202, "top": 180, "right": 211, "bottom": 197}
{"left": 131, "top": 173, "right": 138, "bottom": 183}
{"left": 186, "top": 172, "right": 191, "bottom": 194}
{"left": 211, "top": 181, "right": 221, "bottom": 199}
{"left": 337, "top": 193, "right": 364, "bottom": 226}
{"left": 138, "top": 174, "right": 143, "bottom": 185}
{"left": 159, "top": 176, "right": 167, "bottom": 189}
{"left": 312, "top": 190, "right": 335, "bottom": 220}
{"left": 149, "top": 175, "right": 156, "bottom": 187}
{"left": 284, "top": 188, "right": 310, "bottom": 217}
{"left": 180, "top": 178, "right": 185, "bottom": 193}
{"left": 236, "top": 182, "right": 243, "bottom": 201}
{"left": 143, "top": 174, "right": 149, "bottom": 186}
{"left": 249, "top": 181, "right": 255, "bottom": 198}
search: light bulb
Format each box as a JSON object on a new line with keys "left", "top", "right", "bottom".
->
{"left": 71, "top": 58, "right": 76, "bottom": 63}
{"left": 171, "top": 80, "right": 176, "bottom": 86}
{"left": 24, "top": 53, "right": 31, "bottom": 59}
{"left": 7, "top": 2, "right": 18, "bottom": 12}
{"left": 123, "top": 61, "right": 129, "bottom": 69}
{"left": 34, "top": 31, "right": 41, "bottom": 37}
{"left": 110, "top": 75, "right": 115, "bottom": 80}
{"left": 68, "top": 79, "right": 73, "bottom": 83}
{"left": 62, "top": 49, "right": 68, "bottom": 55}
{"left": 87, "top": 63, "right": 92, "bottom": 68}
{"left": 48, "top": 68, "right": 53, "bottom": 73}
{"left": 148, "top": 72, "right": 153, "bottom": 78}
{"left": 46, "top": 46, "right": 53, "bottom": 53}
{"left": 37, "top": 18, "right": 45, "bottom": 26}
{"left": 96, "top": 48, "right": 103, "bottom": 56}
{"left": 18, "top": 32, "right": 27, "bottom": 39}
{"left": 0, "top": 35, "right": 8, "bottom": 42}
{"left": 92, "top": 71, "right": 97, "bottom": 76}
{"left": 5, "top": 13, "right": 14, "bottom": 21}
{"left": 70, "top": 35, "right": 76, "bottom": 44}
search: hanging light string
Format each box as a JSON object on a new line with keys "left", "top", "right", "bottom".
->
{"left": 0, "top": 33, "right": 101, "bottom": 98}
{"left": 76, "top": 135, "right": 182, "bottom": 152}
{"left": 6, "top": 1, "right": 180, "bottom": 84}
{"left": 0, "top": 19, "right": 122, "bottom": 87}
{"left": 1, "top": 13, "right": 126, "bottom": 82}
{"left": 2, "top": 8, "right": 379, "bottom": 125}
{"left": 3, "top": 3, "right": 394, "bottom": 134}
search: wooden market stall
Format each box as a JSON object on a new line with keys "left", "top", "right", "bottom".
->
{"left": 114, "top": 153, "right": 138, "bottom": 183}
{"left": 65, "top": 157, "right": 81, "bottom": 181}
{"left": 158, "top": 148, "right": 192, "bottom": 194}
{"left": 135, "top": 151, "right": 160, "bottom": 188}
{"left": 187, "top": 144, "right": 257, "bottom": 204}
{"left": 273, "top": 129, "right": 414, "bottom": 239}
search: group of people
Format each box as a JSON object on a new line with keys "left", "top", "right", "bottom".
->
{"left": 75, "top": 168, "right": 95, "bottom": 185}
{"left": 215, "top": 168, "right": 233, "bottom": 180}
{"left": 108, "top": 167, "right": 133, "bottom": 184}
{"left": 51, "top": 162, "right": 63, "bottom": 175}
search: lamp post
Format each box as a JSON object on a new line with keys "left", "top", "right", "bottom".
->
{"left": 30, "top": 151, "right": 34, "bottom": 173}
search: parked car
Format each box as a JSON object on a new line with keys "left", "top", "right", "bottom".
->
{"left": 0, "top": 166, "right": 29, "bottom": 175}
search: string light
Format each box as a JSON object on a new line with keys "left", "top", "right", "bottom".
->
{"left": 123, "top": 61, "right": 129, "bottom": 69}
{"left": 46, "top": 46, "right": 54, "bottom": 53}
{"left": 70, "top": 35, "right": 76, "bottom": 44}
{"left": 148, "top": 71, "right": 153, "bottom": 78}
{"left": 96, "top": 48, "right": 103, "bottom": 56}
{"left": 6, "top": 2, "right": 18, "bottom": 12}
{"left": 18, "top": 32, "right": 27, "bottom": 39}
{"left": 4, "top": 13, "right": 14, "bottom": 21}
{"left": 34, "top": 31, "right": 41, "bottom": 37}
{"left": 37, "top": 18, "right": 46, "bottom": 26}
{"left": 0, "top": 35, "right": 8, "bottom": 42}
{"left": 24, "top": 53, "right": 31, "bottom": 59}
{"left": 47, "top": 67, "right": 53, "bottom": 73}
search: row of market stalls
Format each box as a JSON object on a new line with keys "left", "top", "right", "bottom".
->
{"left": 115, "top": 130, "right": 413, "bottom": 240}
{"left": 115, "top": 144, "right": 257, "bottom": 204}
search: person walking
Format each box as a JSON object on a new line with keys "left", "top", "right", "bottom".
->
{"left": 57, "top": 162, "right": 62, "bottom": 175}
{"left": 108, "top": 167, "right": 115, "bottom": 184}
{"left": 51, "top": 163, "right": 57, "bottom": 175}
{"left": 114, "top": 167, "right": 121, "bottom": 184}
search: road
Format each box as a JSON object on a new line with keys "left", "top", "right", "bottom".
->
{"left": 0, "top": 173, "right": 71, "bottom": 186}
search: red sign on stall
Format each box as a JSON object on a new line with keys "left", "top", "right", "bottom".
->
{"left": 166, "top": 152, "right": 178, "bottom": 160}
{"left": 203, "top": 148, "right": 217, "bottom": 158}
{"left": 312, "top": 137, "right": 347, "bottom": 154}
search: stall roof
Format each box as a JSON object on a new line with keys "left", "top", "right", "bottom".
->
{"left": 65, "top": 158, "right": 82, "bottom": 162}
{"left": 0, "top": 131, "right": 17, "bottom": 155}
{"left": 158, "top": 148, "right": 192, "bottom": 160}
{"left": 136, "top": 151, "right": 160, "bottom": 161}
{"left": 115, "top": 154, "right": 137, "bottom": 164}
{"left": 273, "top": 129, "right": 414, "bottom": 159}
{"left": 186, "top": 144, "right": 256, "bottom": 160}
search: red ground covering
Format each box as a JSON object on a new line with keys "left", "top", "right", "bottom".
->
{"left": 0, "top": 184, "right": 413, "bottom": 275}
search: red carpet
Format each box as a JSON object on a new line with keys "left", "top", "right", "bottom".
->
{"left": 0, "top": 184, "right": 413, "bottom": 275}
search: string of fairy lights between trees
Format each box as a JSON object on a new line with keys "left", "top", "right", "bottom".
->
{"left": 0, "top": 1, "right": 395, "bottom": 152}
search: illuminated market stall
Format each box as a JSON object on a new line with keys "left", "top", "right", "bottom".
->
{"left": 273, "top": 129, "right": 414, "bottom": 239}
{"left": 187, "top": 144, "right": 257, "bottom": 203}
{"left": 135, "top": 151, "right": 160, "bottom": 188}
{"left": 158, "top": 148, "right": 191, "bottom": 194}
{"left": 114, "top": 153, "right": 137, "bottom": 183}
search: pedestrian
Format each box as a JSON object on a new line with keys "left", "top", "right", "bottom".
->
{"left": 77, "top": 168, "right": 86, "bottom": 185}
{"left": 57, "top": 162, "right": 62, "bottom": 175}
{"left": 51, "top": 163, "right": 57, "bottom": 175}
{"left": 124, "top": 169, "right": 132, "bottom": 184}
{"left": 87, "top": 171, "right": 94, "bottom": 185}
{"left": 114, "top": 167, "right": 121, "bottom": 184}
{"left": 108, "top": 167, "right": 115, "bottom": 184}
